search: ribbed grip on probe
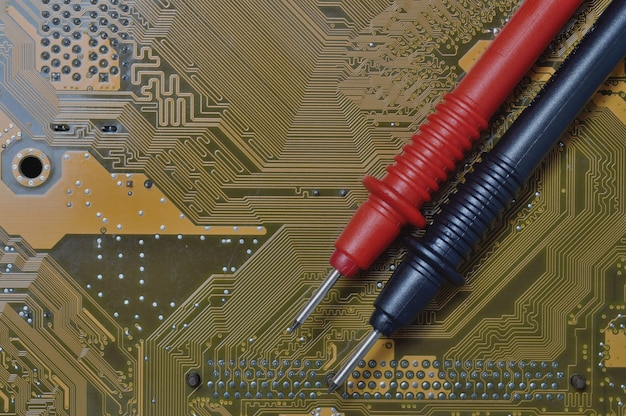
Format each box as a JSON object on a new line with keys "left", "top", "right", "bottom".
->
{"left": 370, "top": 152, "right": 523, "bottom": 335}
{"left": 412, "top": 152, "right": 523, "bottom": 282}
{"left": 330, "top": 92, "right": 487, "bottom": 276}
{"left": 364, "top": 92, "right": 488, "bottom": 228}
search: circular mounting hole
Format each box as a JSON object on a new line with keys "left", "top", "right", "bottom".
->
{"left": 19, "top": 156, "right": 44, "bottom": 179}
{"left": 12, "top": 148, "right": 51, "bottom": 187}
{"left": 570, "top": 373, "right": 586, "bottom": 391}
{"left": 186, "top": 371, "right": 202, "bottom": 388}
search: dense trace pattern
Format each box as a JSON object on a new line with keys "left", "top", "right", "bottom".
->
{"left": 0, "top": 0, "right": 625, "bottom": 415}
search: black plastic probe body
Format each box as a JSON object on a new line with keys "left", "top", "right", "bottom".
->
{"left": 371, "top": 1, "right": 626, "bottom": 336}
{"left": 329, "top": 0, "right": 626, "bottom": 393}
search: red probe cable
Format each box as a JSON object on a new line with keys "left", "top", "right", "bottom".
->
{"left": 290, "top": 0, "right": 585, "bottom": 331}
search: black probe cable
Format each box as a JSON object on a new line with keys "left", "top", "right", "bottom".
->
{"left": 328, "top": 0, "right": 626, "bottom": 393}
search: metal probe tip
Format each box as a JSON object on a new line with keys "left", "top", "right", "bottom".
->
{"left": 289, "top": 269, "right": 342, "bottom": 331}
{"left": 327, "top": 329, "right": 382, "bottom": 393}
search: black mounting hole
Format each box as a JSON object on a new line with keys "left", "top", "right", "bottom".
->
{"left": 186, "top": 372, "right": 202, "bottom": 388}
{"left": 20, "top": 156, "right": 43, "bottom": 179}
{"left": 570, "top": 373, "right": 586, "bottom": 391}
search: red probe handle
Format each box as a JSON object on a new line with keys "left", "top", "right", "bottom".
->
{"left": 331, "top": 0, "right": 584, "bottom": 277}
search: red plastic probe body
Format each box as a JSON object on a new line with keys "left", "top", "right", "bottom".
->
{"left": 331, "top": 0, "right": 584, "bottom": 277}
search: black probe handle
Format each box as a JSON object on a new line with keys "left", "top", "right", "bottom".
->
{"left": 371, "top": 0, "right": 626, "bottom": 337}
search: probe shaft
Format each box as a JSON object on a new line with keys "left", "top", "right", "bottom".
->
{"left": 329, "top": 0, "right": 626, "bottom": 392}
{"left": 290, "top": 269, "right": 341, "bottom": 331}
{"left": 327, "top": 329, "right": 381, "bottom": 394}
{"left": 293, "top": 0, "right": 584, "bottom": 328}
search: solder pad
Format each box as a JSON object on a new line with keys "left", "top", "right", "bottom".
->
{"left": 0, "top": 0, "right": 625, "bottom": 415}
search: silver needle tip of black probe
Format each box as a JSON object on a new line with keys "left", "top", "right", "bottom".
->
{"left": 327, "top": 329, "right": 382, "bottom": 393}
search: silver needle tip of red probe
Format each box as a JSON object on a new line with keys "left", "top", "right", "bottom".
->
{"left": 289, "top": 269, "right": 342, "bottom": 332}
{"left": 327, "top": 329, "right": 382, "bottom": 393}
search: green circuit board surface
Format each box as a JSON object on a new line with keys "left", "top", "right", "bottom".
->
{"left": 0, "top": 0, "right": 625, "bottom": 415}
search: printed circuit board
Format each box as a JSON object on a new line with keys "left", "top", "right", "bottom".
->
{"left": 0, "top": 0, "right": 625, "bottom": 415}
